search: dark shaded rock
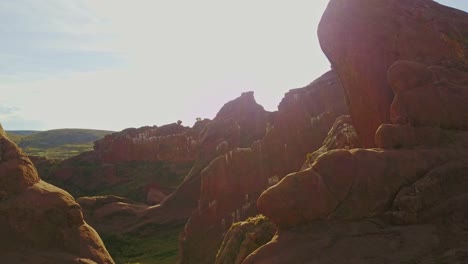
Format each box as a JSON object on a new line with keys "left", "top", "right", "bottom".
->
{"left": 318, "top": 0, "right": 468, "bottom": 146}
{"left": 0, "top": 126, "right": 114, "bottom": 264}
{"left": 179, "top": 71, "right": 348, "bottom": 263}
{"left": 215, "top": 215, "right": 275, "bottom": 264}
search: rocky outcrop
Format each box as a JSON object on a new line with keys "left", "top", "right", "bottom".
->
{"left": 94, "top": 123, "right": 203, "bottom": 163}
{"left": 215, "top": 215, "right": 275, "bottom": 264}
{"left": 247, "top": 146, "right": 468, "bottom": 263}
{"left": 67, "top": 92, "right": 273, "bottom": 263}
{"left": 257, "top": 147, "right": 467, "bottom": 228}
{"left": 0, "top": 125, "right": 114, "bottom": 263}
{"left": 39, "top": 122, "right": 206, "bottom": 203}
{"left": 302, "top": 115, "right": 359, "bottom": 169}
{"left": 318, "top": 0, "right": 468, "bottom": 147}
{"left": 160, "top": 91, "right": 272, "bottom": 218}
{"left": 245, "top": 1, "right": 468, "bottom": 263}
{"left": 179, "top": 71, "right": 348, "bottom": 263}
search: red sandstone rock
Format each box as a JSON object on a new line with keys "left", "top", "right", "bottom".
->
{"left": 179, "top": 71, "right": 348, "bottom": 263}
{"left": 68, "top": 92, "right": 273, "bottom": 262}
{"left": 318, "top": 0, "right": 468, "bottom": 147}
{"left": 302, "top": 115, "right": 359, "bottom": 169}
{"left": 94, "top": 123, "right": 201, "bottom": 163}
{"left": 246, "top": 1, "right": 468, "bottom": 263}
{"left": 0, "top": 126, "right": 114, "bottom": 264}
{"left": 39, "top": 122, "right": 203, "bottom": 204}
{"left": 388, "top": 60, "right": 468, "bottom": 129}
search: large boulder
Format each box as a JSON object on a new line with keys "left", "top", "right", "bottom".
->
{"left": 0, "top": 127, "right": 114, "bottom": 263}
{"left": 318, "top": 0, "right": 468, "bottom": 146}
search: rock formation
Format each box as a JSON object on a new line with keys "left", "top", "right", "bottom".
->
{"left": 318, "top": 0, "right": 468, "bottom": 147}
{"left": 69, "top": 92, "right": 273, "bottom": 263}
{"left": 179, "top": 71, "right": 348, "bottom": 263}
{"left": 0, "top": 124, "right": 114, "bottom": 264}
{"left": 215, "top": 215, "right": 275, "bottom": 264}
{"left": 39, "top": 122, "right": 206, "bottom": 203}
{"left": 243, "top": 1, "right": 468, "bottom": 263}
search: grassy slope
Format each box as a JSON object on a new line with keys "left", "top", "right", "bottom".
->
{"left": 8, "top": 128, "right": 184, "bottom": 263}
{"left": 49, "top": 160, "right": 193, "bottom": 203}
{"left": 103, "top": 224, "right": 183, "bottom": 264}
{"left": 7, "top": 128, "right": 113, "bottom": 159}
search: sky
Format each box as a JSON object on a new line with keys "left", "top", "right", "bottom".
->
{"left": 0, "top": 0, "right": 467, "bottom": 131}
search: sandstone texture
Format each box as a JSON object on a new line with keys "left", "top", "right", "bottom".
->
{"left": 0, "top": 125, "right": 114, "bottom": 264}
{"left": 38, "top": 122, "right": 204, "bottom": 203}
{"left": 246, "top": 1, "right": 468, "bottom": 263}
{"left": 179, "top": 71, "right": 348, "bottom": 263}
{"left": 215, "top": 215, "right": 275, "bottom": 264}
{"left": 318, "top": 0, "right": 468, "bottom": 147}
{"left": 69, "top": 92, "right": 273, "bottom": 263}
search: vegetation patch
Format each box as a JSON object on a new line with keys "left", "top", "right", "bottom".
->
{"left": 215, "top": 215, "right": 276, "bottom": 264}
{"left": 7, "top": 129, "right": 113, "bottom": 160}
{"left": 102, "top": 224, "right": 182, "bottom": 264}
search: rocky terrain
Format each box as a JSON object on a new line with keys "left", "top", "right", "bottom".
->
{"left": 179, "top": 70, "right": 348, "bottom": 263}
{"left": 242, "top": 0, "right": 468, "bottom": 263}
{"left": 63, "top": 91, "right": 273, "bottom": 263}
{"left": 6, "top": 0, "right": 468, "bottom": 263}
{"left": 38, "top": 122, "right": 206, "bottom": 203}
{"left": 0, "top": 124, "right": 114, "bottom": 263}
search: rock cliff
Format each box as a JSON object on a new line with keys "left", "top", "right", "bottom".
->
{"left": 40, "top": 122, "right": 207, "bottom": 203}
{"left": 318, "top": 0, "right": 468, "bottom": 147}
{"left": 244, "top": 1, "right": 468, "bottom": 263}
{"left": 179, "top": 70, "right": 348, "bottom": 263}
{"left": 70, "top": 92, "right": 273, "bottom": 263}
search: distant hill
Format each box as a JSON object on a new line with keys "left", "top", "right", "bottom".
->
{"left": 6, "top": 130, "right": 41, "bottom": 136}
{"left": 7, "top": 128, "right": 114, "bottom": 159}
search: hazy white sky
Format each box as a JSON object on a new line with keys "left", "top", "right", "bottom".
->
{"left": 0, "top": 0, "right": 467, "bottom": 131}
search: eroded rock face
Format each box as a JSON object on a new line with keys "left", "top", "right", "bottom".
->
{"left": 179, "top": 71, "right": 348, "bottom": 263}
{"left": 258, "top": 147, "right": 467, "bottom": 228}
{"left": 94, "top": 123, "right": 202, "bottom": 163}
{"left": 246, "top": 1, "right": 468, "bottom": 263}
{"left": 302, "top": 115, "right": 359, "bottom": 169}
{"left": 68, "top": 92, "right": 273, "bottom": 263}
{"left": 215, "top": 215, "right": 275, "bottom": 264}
{"left": 388, "top": 60, "right": 468, "bottom": 130}
{"left": 161, "top": 91, "right": 272, "bottom": 217}
{"left": 39, "top": 122, "right": 205, "bottom": 203}
{"left": 0, "top": 128, "right": 114, "bottom": 264}
{"left": 243, "top": 220, "right": 444, "bottom": 264}
{"left": 318, "top": 0, "right": 468, "bottom": 146}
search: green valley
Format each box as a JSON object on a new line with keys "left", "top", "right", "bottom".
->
{"left": 7, "top": 128, "right": 114, "bottom": 159}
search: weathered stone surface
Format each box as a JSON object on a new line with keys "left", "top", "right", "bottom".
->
{"left": 39, "top": 122, "right": 207, "bottom": 203}
{"left": 258, "top": 147, "right": 467, "bottom": 228}
{"left": 0, "top": 128, "right": 114, "bottom": 264}
{"left": 389, "top": 60, "right": 468, "bottom": 130}
{"left": 243, "top": 220, "right": 442, "bottom": 264}
{"left": 215, "top": 215, "right": 275, "bottom": 264}
{"left": 375, "top": 124, "right": 468, "bottom": 149}
{"left": 94, "top": 123, "right": 202, "bottom": 163}
{"left": 246, "top": 1, "right": 468, "bottom": 263}
{"left": 248, "top": 151, "right": 468, "bottom": 263}
{"left": 179, "top": 71, "right": 348, "bottom": 263}
{"left": 64, "top": 92, "right": 272, "bottom": 263}
{"left": 318, "top": 0, "right": 468, "bottom": 146}
{"left": 303, "top": 115, "right": 359, "bottom": 169}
